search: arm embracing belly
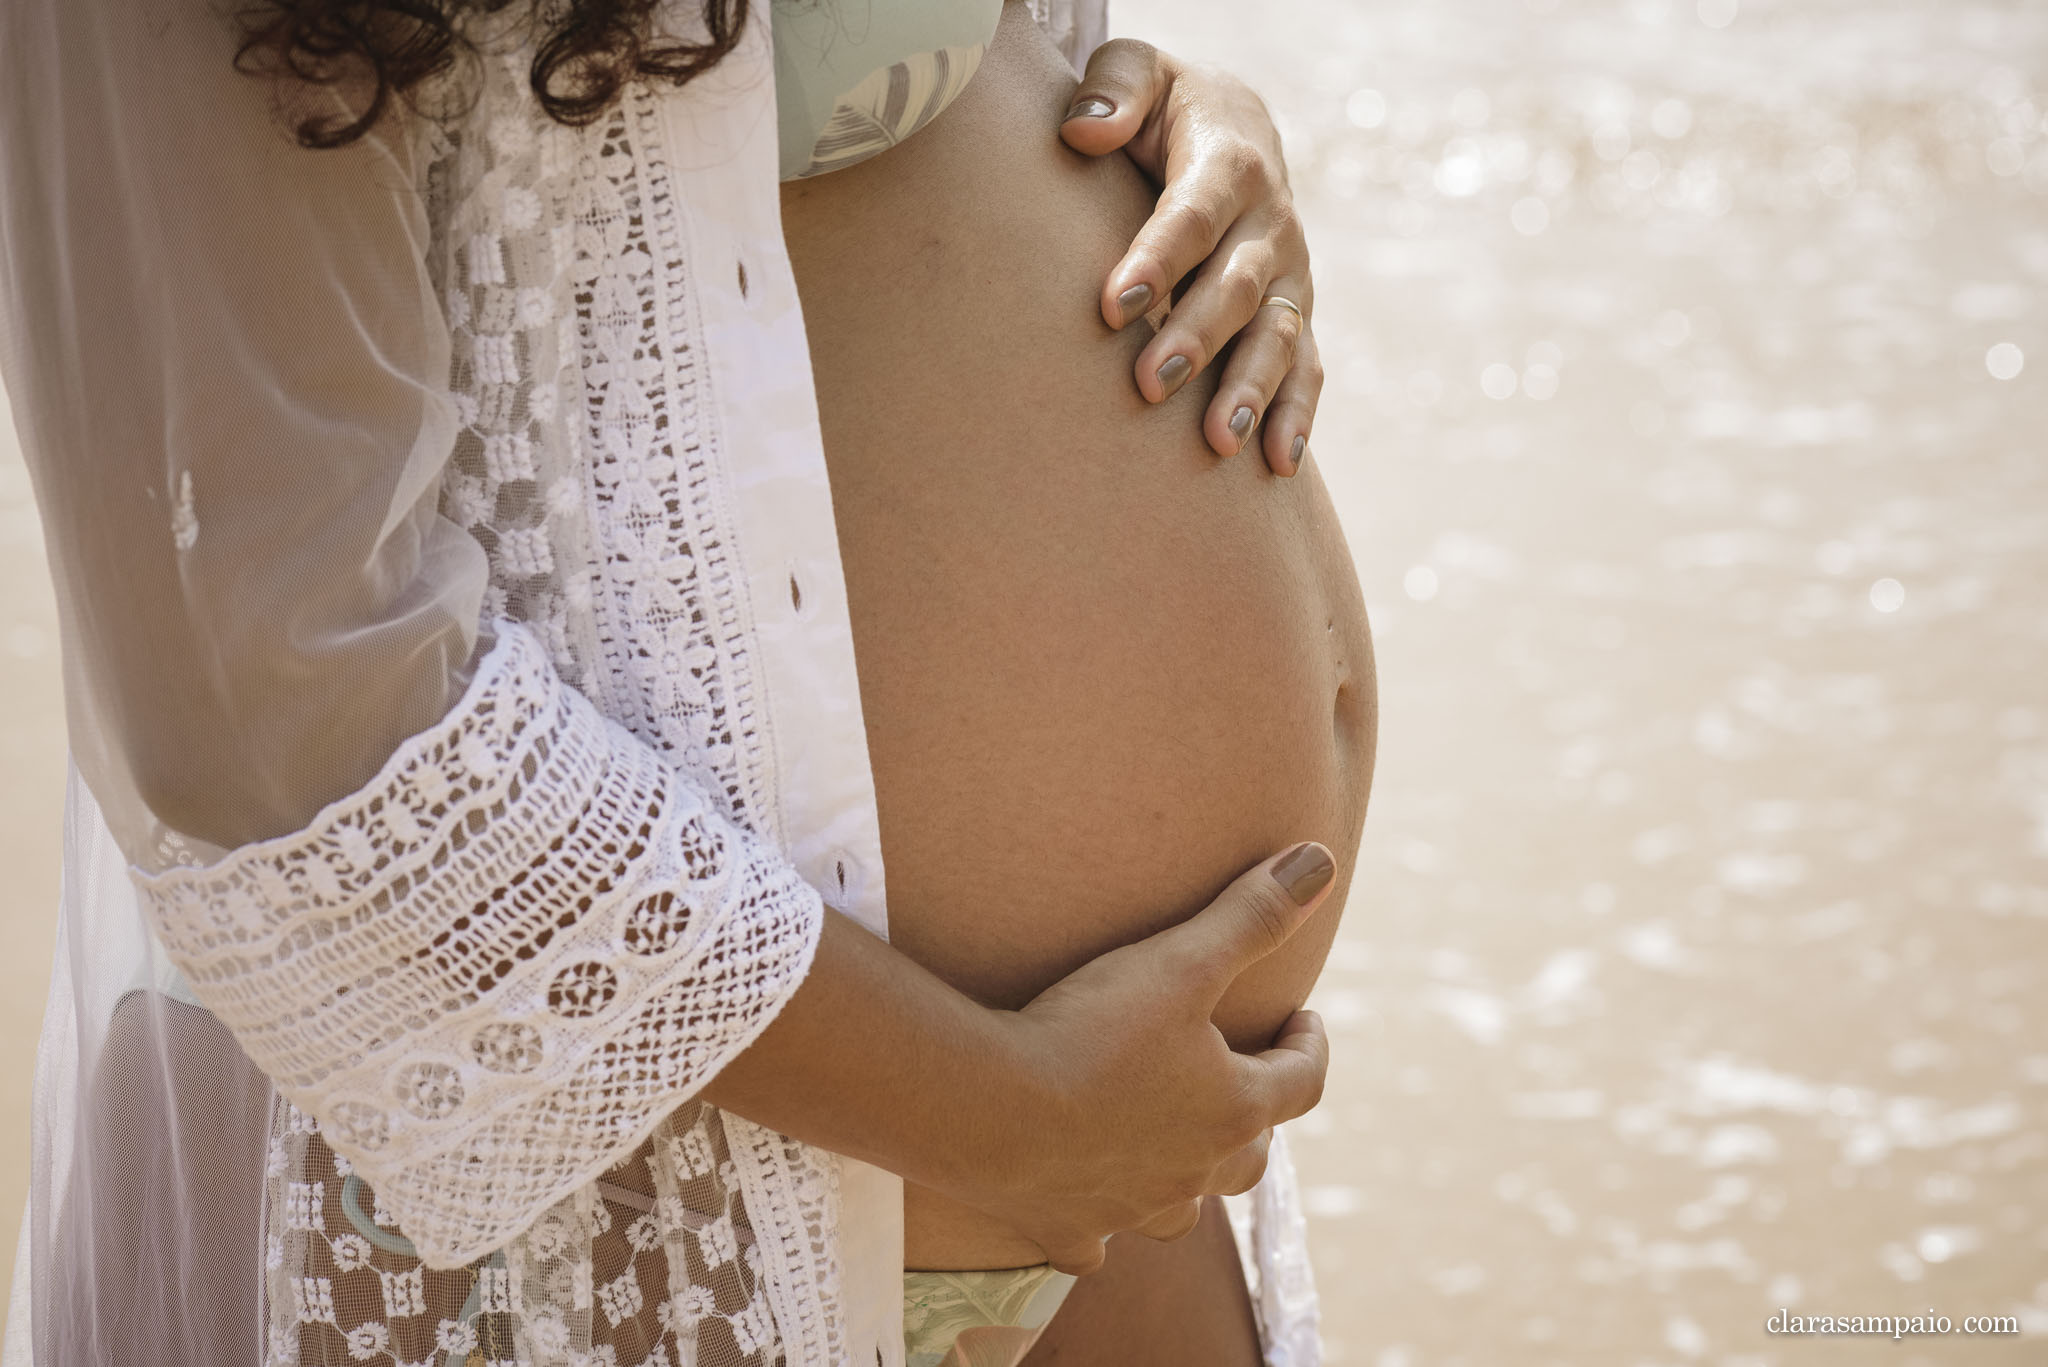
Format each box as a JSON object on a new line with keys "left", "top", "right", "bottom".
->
{"left": 779, "top": 1, "right": 1376, "bottom": 1264}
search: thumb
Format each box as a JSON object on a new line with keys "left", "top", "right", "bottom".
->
{"left": 1163, "top": 843, "right": 1337, "bottom": 1003}
{"left": 1059, "top": 39, "right": 1172, "bottom": 158}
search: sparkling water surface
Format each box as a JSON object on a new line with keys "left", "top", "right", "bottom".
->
{"left": 1109, "top": 0, "right": 2048, "bottom": 1360}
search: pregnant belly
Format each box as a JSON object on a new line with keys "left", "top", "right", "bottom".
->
{"left": 779, "top": 1, "right": 1376, "bottom": 1269}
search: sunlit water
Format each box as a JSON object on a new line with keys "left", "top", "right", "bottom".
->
{"left": 1110, "top": 0, "right": 2048, "bottom": 1361}
{"left": 3, "top": 1, "right": 2045, "bottom": 1361}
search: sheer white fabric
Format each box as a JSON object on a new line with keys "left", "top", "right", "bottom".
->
{"left": 1024, "top": 0, "right": 1109, "bottom": 65}
{"left": 1221, "top": 1128, "right": 1322, "bottom": 1367}
{"left": 0, "top": 0, "right": 1318, "bottom": 1363}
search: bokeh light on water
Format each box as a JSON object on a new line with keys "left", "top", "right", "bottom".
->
{"left": 1117, "top": 0, "right": 2047, "bottom": 1361}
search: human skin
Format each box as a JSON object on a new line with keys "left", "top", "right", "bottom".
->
{"left": 777, "top": 0, "right": 1378, "bottom": 1349}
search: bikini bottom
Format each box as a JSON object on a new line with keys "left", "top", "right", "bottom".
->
{"left": 900, "top": 1263, "right": 1079, "bottom": 1367}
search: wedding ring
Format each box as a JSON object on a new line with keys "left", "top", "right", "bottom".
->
{"left": 1260, "top": 295, "right": 1304, "bottom": 322}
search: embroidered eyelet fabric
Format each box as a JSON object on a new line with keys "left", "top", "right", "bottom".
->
{"left": 0, "top": 0, "right": 1316, "bottom": 1364}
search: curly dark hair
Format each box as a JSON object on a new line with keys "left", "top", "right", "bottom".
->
{"left": 233, "top": 0, "right": 749, "bottom": 150}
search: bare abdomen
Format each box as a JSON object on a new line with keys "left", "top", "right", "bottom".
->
{"left": 778, "top": 2, "right": 1376, "bottom": 1268}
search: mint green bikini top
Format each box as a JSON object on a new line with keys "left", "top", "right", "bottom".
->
{"left": 770, "top": 0, "right": 1005, "bottom": 181}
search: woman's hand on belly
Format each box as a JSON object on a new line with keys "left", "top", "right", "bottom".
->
{"left": 912, "top": 842, "right": 1340, "bottom": 1275}
{"left": 1058, "top": 38, "right": 1324, "bottom": 475}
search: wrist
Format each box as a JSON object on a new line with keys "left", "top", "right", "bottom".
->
{"left": 698, "top": 908, "right": 1076, "bottom": 1208}
{"left": 922, "top": 1003, "right": 1070, "bottom": 1207}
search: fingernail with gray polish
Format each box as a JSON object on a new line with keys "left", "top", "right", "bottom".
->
{"left": 1289, "top": 434, "right": 1307, "bottom": 473}
{"left": 1229, "top": 406, "right": 1256, "bottom": 448}
{"left": 1116, "top": 282, "right": 1154, "bottom": 328}
{"left": 1156, "top": 354, "right": 1192, "bottom": 396}
{"left": 1272, "top": 842, "right": 1335, "bottom": 906}
{"left": 1065, "top": 96, "right": 1116, "bottom": 121}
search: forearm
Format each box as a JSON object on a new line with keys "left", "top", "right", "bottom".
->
{"left": 715, "top": 844, "right": 1338, "bottom": 1275}
{"left": 699, "top": 906, "right": 1043, "bottom": 1199}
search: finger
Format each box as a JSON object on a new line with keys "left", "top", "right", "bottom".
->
{"left": 1153, "top": 843, "right": 1338, "bottom": 1004}
{"left": 1044, "top": 1235, "right": 1109, "bottom": 1278}
{"left": 1261, "top": 314, "right": 1324, "bottom": 478}
{"left": 1134, "top": 1198, "right": 1205, "bottom": 1243}
{"left": 1106, "top": 147, "right": 1263, "bottom": 334}
{"left": 1060, "top": 40, "right": 1195, "bottom": 332}
{"left": 1203, "top": 275, "right": 1307, "bottom": 460}
{"left": 1235, "top": 1009, "right": 1330, "bottom": 1125}
{"left": 1059, "top": 39, "right": 1171, "bottom": 160}
{"left": 1213, "top": 1129, "right": 1274, "bottom": 1196}
{"left": 1132, "top": 225, "right": 1275, "bottom": 404}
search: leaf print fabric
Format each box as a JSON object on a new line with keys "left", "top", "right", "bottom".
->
{"left": 796, "top": 44, "right": 989, "bottom": 179}
{"left": 899, "top": 1264, "right": 1077, "bottom": 1367}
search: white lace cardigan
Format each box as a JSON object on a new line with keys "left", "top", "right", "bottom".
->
{"left": 0, "top": 1, "right": 1317, "bottom": 1364}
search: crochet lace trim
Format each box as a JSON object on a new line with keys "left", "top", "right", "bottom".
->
{"left": 134, "top": 622, "right": 825, "bottom": 1271}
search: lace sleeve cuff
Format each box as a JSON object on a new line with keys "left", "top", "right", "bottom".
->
{"left": 129, "top": 621, "right": 826, "bottom": 1268}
